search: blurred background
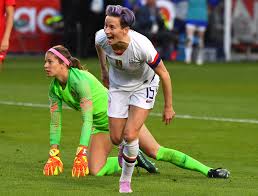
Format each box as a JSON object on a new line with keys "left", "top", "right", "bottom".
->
{"left": 9, "top": 0, "right": 258, "bottom": 62}
{"left": 1, "top": 1, "right": 258, "bottom": 194}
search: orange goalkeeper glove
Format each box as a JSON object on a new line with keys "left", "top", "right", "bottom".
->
{"left": 72, "top": 146, "right": 89, "bottom": 177}
{"left": 43, "top": 148, "right": 63, "bottom": 176}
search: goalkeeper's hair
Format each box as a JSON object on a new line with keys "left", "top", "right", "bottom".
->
{"left": 105, "top": 5, "right": 135, "bottom": 28}
{"left": 50, "top": 45, "right": 86, "bottom": 70}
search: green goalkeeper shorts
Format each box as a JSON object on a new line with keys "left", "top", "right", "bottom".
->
{"left": 91, "top": 112, "right": 109, "bottom": 135}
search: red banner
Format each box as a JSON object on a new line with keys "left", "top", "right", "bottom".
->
{"left": 9, "top": 0, "right": 61, "bottom": 53}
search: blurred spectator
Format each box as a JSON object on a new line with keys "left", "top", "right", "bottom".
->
{"left": 123, "top": 0, "right": 143, "bottom": 12}
{"left": 173, "top": 0, "right": 187, "bottom": 34}
{"left": 184, "top": 0, "right": 208, "bottom": 65}
{"left": 134, "top": 0, "right": 178, "bottom": 60}
{"left": 61, "top": 0, "right": 123, "bottom": 58}
{"left": 87, "top": 0, "right": 123, "bottom": 57}
{"left": 207, "top": 1, "right": 223, "bottom": 44}
{"left": 206, "top": 0, "right": 224, "bottom": 58}
{"left": 0, "top": 0, "right": 15, "bottom": 70}
{"left": 61, "top": 0, "right": 87, "bottom": 57}
{"left": 184, "top": 0, "right": 219, "bottom": 65}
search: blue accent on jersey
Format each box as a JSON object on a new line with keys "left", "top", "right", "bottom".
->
{"left": 186, "top": 20, "right": 208, "bottom": 27}
{"left": 148, "top": 54, "right": 161, "bottom": 69}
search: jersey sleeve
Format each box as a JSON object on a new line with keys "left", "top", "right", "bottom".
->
{"left": 95, "top": 29, "right": 106, "bottom": 47}
{"left": 74, "top": 79, "right": 94, "bottom": 147}
{"left": 48, "top": 82, "right": 63, "bottom": 145}
{"left": 141, "top": 36, "right": 161, "bottom": 69}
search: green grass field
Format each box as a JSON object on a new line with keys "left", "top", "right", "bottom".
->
{"left": 0, "top": 57, "right": 257, "bottom": 195}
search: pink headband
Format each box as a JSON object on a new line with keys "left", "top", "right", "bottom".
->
{"left": 48, "top": 48, "right": 70, "bottom": 66}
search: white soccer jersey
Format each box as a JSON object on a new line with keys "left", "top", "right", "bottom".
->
{"left": 95, "top": 29, "right": 161, "bottom": 91}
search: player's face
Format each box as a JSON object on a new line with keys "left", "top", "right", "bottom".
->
{"left": 104, "top": 16, "right": 128, "bottom": 45}
{"left": 44, "top": 52, "right": 65, "bottom": 77}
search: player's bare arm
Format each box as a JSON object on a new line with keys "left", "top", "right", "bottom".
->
{"left": 154, "top": 60, "right": 175, "bottom": 124}
{"left": 0, "top": 6, "right": 14, "bottom": 52}
{"left": 95, "top": 44, "right": 109, "bottom": 88}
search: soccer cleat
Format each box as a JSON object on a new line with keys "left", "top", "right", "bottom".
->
{"left": 119, "top": 181, "right": 132, "bottom": 193}
{"left": 207, "top": 168, "right": 230, "bottom": 178}
{"left": 0, "top": 55, "right": 4, "bottom": 69}
{"left": 0, "top": 54, "right": 5, "bottom": 62}
{"left": 135, "top": 150, "right": 158, "bottom": 173}
{"left": 185, "top": 59, "right": 191, "bottom": 64}
{"left": 196, "top": 58, "right": 203, "bottom": 66}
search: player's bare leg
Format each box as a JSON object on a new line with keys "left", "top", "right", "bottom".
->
{"left": 196, "top": 30, "right": 205, "bottom": 65}
{"left": 185, "top": 25, "right": 195, "bottom": 64}
{"left": 88, "top": 132, "right": 121, "bottom": 176}
{"left": 119, "top": 106, "right": 149, "bottom": 193}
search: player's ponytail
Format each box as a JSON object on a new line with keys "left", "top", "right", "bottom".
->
{"left": 69, "top": 56, "right": 85, "bottom": 70}
{"left": 49, "top": 45, "right": 86, "bottom": 70}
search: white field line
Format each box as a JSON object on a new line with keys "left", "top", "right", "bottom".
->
{"left": 1, "top": 100, "right": 258, "bottom": 124}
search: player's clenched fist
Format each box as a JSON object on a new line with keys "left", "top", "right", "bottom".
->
{"left": 72, "top": 146, "right": 89, "bottom": 178}
{"left": 43, "top": 148, "right": 63, "bottom": 176}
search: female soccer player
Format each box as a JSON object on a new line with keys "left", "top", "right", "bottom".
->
{"left": 96, "top": 4, "right": 175, "bottom": 193}
{"left": 43, "top": 45, "right": 229, "bottom": 189}
{"left": 0, "top": 0, "right": 15, "bottom": 70}
{"left": 95, "top": 5, "right": 229, "bottom": 193}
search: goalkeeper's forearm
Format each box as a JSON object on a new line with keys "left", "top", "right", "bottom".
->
{"left": 80, "top": 103, "right": 93, "bottom": 146}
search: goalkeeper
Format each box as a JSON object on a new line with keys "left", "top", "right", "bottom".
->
{"left": 43, "top": 45, "right": 157, "bottom": 177}
{"left": 43, "top": 45, "right": 230, "bottom": 179}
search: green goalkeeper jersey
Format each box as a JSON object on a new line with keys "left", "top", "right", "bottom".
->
{"left": 48, "top": 67, "right": 108, "bottom": 146}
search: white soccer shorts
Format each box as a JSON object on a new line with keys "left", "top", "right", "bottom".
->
{"left": 108, "top": 77, "right": 159, "bottom": 118}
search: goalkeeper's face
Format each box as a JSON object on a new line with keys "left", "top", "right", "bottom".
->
{"left": 44, "top": 52, "right": 67, "bottom": 77}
